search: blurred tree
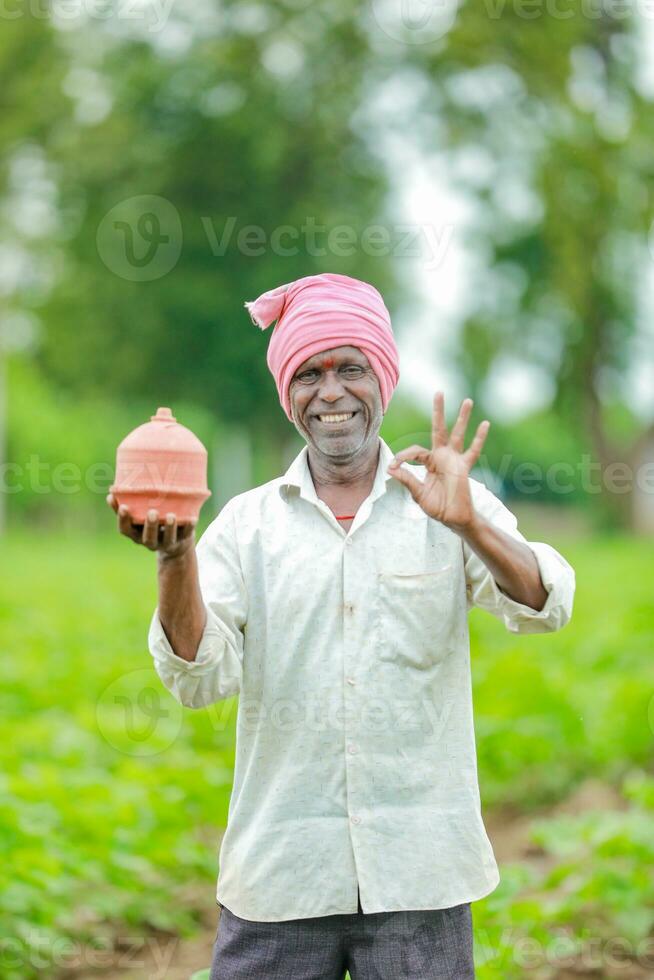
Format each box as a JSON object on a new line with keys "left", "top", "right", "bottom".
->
{"left": 413, "top": 7, "right": 653, "bottom": 526}
{"left": 33, "top": 3, "right": 400, "bottom": 463}
{"left": 0, "top": 15, "right": 69, "bottom": 532}
{"left": 5, "top": 3, "right": 652, "bottom": 532}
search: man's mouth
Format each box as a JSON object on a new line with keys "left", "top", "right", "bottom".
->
{"left": 315, "top": 412, "right": 357, "bottom": 426}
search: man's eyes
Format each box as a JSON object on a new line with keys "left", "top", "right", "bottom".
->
{"left": 297, "top": 366, "right": 364, "bottom": 382}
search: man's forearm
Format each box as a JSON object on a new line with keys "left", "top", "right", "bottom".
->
{"left": 457, "top": 512, "right": 548, "bottom": 611}
{"left": 157, "top": 546, "right": 207, "bottom": 662}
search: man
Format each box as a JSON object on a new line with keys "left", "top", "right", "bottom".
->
{"left": 108, "top": 272, "right": 575, "bottom": 979}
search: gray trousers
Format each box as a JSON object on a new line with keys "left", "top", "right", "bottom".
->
{"left": 209, "top": 890, "right": 475, "bottom": 979}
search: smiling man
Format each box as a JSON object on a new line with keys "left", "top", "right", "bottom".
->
{"left": 109, "top": 272, "right": 575, "bottom": 979}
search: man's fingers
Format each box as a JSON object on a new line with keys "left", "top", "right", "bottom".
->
{"left": 118, "top": 503, "right": 136, "bottom": 538}
{"left": 464, "top": 420, "right": 490, "bottom": 469}
{"left": 114, "top": 499, "right": 197, "bottom": 552}
{"left": 450, "top": 398, "right": 473, "bottom": 452}
{"left": 432, "top": 391, "right": 448, "bottom": 450}
{"left": 388, "top": 444, "right": 430, "bottom": 468}
{"left": 387, "top": 460, "right": 425, "bottom": 501}
{"left": 179, "top": 519, "right": 197, "bottom": 542}
{"left": 142, "top": 509, "right": 160, "bottom": 549}
{"left": 162, "top": 513, "right": 178, "bottom": 550}
{"left": 114, "top": 498, "right": 140, "bottom": 543}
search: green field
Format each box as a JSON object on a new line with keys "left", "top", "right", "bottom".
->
{"left": 1, "top": 530, "right": 653, "bottom": 978}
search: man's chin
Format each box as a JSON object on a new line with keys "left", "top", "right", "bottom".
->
{"left": 316, "top": 439, "right": 359, "bottom": 456}
{"left": 310, "top": 427, "right": 368, "bottom": 458}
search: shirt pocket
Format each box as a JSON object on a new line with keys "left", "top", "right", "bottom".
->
{"left": 375, "top": 565, "right": 457, "bottom": 669}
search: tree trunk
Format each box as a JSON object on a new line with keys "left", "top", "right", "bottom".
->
{"left": 630, "top": 425, "right": 654, "bottom": 535}
{"left": 580, "top": 344, "right": 636, "bottom": 529}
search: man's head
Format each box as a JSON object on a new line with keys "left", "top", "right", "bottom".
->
{"left": 288, "top": 344, "right": 383, "bottom": 458}
{"left": 245, "top": 273, "right": 400, "bottom": 430}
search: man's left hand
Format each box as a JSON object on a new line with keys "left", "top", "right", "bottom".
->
{"left": 387, "top": 392, "right": 490, "bottom": 533}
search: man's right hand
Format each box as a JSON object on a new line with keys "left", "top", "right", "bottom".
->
{"left": 106, "top": 493, "right": 197, "bottom": 559}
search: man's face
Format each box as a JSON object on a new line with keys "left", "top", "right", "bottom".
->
{"left": 289, "top": 345, "right": 383, "bottom": 458}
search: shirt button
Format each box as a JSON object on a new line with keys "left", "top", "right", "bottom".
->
{"left": 345, "top": 538, "right": 353, "bottom": 547}
{"left": 346, "top": 676, "right": 356, "bottom": 685}
{"left": 348, "top": 743, "right": 358, "bottom": 754}
{"left": 350, "top": 815, "right": 361, "bottom": 824}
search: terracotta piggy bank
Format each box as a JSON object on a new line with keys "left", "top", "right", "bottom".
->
{"left": 110, "top": 407, "right": 211, "bottom": 524}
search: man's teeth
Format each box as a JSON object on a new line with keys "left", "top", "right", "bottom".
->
{"left": 318, "top": 413, "right": 354, "bottom": 423}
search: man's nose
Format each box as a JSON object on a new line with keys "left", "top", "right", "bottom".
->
{"left": 318, "top": 370, "right": 347, "bottom": 401}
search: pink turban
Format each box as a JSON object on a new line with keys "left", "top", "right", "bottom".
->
{"left": 244, "top": 272, "right": 400, "bottom": 422}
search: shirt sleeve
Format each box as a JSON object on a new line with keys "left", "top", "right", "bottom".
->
{"left": 463, "top": 477, "right": 575, "bottom": 634}
{"left": 147, "top": 499, "right": 247, "bottom": 708}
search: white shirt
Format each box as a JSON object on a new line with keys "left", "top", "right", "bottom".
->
{"left": 148, "top": 436, "right": 575, "bottom": 921}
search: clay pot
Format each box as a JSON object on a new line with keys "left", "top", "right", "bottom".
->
{"left": 110, "top": 407, "right": 211, "bottom": 523}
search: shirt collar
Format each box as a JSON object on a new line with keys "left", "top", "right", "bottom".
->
{"left": 279, "top": 436, "right": 397, "bottom": 507}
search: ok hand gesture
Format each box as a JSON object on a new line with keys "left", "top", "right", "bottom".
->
{"left": 387, "top": 392, "right": 490, "bottom": 533}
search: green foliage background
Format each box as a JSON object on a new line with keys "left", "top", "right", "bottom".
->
{"left": 2, "top": 1, "right": 654, "bottom": 977}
